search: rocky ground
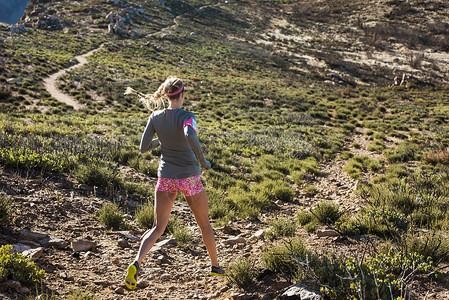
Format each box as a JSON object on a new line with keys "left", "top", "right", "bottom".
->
{"left": 1, "top": 128, "right": 448, "bottom": 300}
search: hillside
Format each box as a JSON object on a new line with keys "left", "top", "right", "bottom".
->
{"left": 1, "top": 0, "right": 449, "bottom": 299}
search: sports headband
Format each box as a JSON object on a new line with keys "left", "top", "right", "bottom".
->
{"left": 166, "top": 83, "right": 184, "bottom": 96}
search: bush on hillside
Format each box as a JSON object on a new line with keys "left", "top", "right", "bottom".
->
{"left": 0, "top": 245, "right": 46, "bottom": 285}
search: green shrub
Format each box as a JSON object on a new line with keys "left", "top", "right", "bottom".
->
{"left": 344, "top": 155, "right": 380, "bottom": 179}
{"left": 406, "top": 231, "right": 449, "bottom": 263}
{"left": 0, "top": 245, "right": 46, "bottom": 284}
{"left": 367, "top": 140, "right": 385, "bottom": 152}
{"left": 362, "top": 207, "right": 409, "bottom": 237}
{"left": 298, "top": 157, "right": 320, "bottom": 175}
{"left": 291, "top": 170, "right": 305, "bottom": 185}
{"left": 384, "top": 141, "right": 419, "bottom": 163}
{"left": 99, "top": 202, "right": 124, "bottom": 230}
{"left": 170, "top": 222, "right": 192, "bottom": 245}
{"left": 312, "top": 201, "right": 342, "bottom": 225}
{"left": 75, "top": 162, "right": 121, "bottom": 189}
{"left": 344, "top": 159, "right": 363, "bottom": 179}
{"left": 208, "top": 188, "right": 235, "bottom": 220}
{"left": 66, "top": 289, "right": 98, "bottom": 300}
{"left": 272, "top": 182, "right": 295, "bottom": 202}
{"left": 261, "top": 237, "right": 308, "bottom": 277}
{"left": 264, "top": 217, "right": 297, "bottom": 239}
{"left": 135, "top": 200, "right": 154, "bottom": 229}
{"left": 303, "top": 184, "right": 319, "bottom": 195}
{"left": 226, "top": 257, "right": 256, "bottom": 288}
{"left": 297, "top": 210, "right": 313, "bottom": 226}
{"left": 0, "top": 193, "right": 12, "bottom": 225}
{"left": 304, "top": 221, "right": 318, "bottom": 233}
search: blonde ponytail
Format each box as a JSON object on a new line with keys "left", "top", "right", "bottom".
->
{"left": 125, "top": 76, "right": 183, "bottom": 111}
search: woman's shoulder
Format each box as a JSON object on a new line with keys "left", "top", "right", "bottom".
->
{"left": 179, "top": 109, "right": 196, "bottom": 119}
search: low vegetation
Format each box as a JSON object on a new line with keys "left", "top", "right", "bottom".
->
{"left": 0, "top": 0, "right": 448, "bottom": 298}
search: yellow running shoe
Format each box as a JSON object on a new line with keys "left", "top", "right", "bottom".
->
{"left": 125, "top": 261, "right": 139, "bottom": 290}
{"left": 210, "top": 265, "right": 225, "bottom": 276}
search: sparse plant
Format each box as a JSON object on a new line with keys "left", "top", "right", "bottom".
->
{"left": 0, "top": 245, "right": 46, "bottom": 285}
{"left": 99, "top": 202, "right": 124, "bottom": 230}
{"left": 264, "top": 216, "right": 297, "bottom": 239}
{"left": 297, "top": 209, "right": 313, "bottom": 226}
{"left": 66, "top": 288, "right": 98, "bottom": 300}
{"left": 312, "top": 201, "right": 343, "bottom": 225}
{"left": 226, "top": 257, "right": 256, "bottom": 288}
{"left": 135, "top": 199, "right": 154, "bottom": 229}
{"left": 0, "top": 193, "right": 12, "bottom": 225}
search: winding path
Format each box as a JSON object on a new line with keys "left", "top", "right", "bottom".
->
{"left": 42, "top": 4, "right": 219, "bottom": 110}
{"left": 43, "top": 45, "right": 103, "bottom": 110}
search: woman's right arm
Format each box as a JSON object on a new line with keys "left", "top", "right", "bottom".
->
{"left": 140, "top": 116, "right": 159, "bottom": 153}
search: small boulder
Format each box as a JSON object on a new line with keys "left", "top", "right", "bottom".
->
{"left": 279, "top": 284, "right": 323, "bottom": 300}
{"left": 71, "top": 240, "right": 97, "bottom": 252}
{"left": 22, "top": 247, "right": 43, "bottom": 261}
{"left": 316, "top": 229, "right": 339, "bottom": 238}
{"left": 223, "top": 236, "right": 246, "bottom": 246}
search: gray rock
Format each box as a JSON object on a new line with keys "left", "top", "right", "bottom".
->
{"left": 223, "top": 237, "right": 246, "bottom": 246}
{"left": 9, "top": 243, "right": 31, "bottom": 254}
{"left": 71, "top": 240, "right": 97, "bottom": 252}
{"left": 316, "top": 229, "right": 339, "bottom": 238}
{"left": 114, "top": 287, "right": 125, "bottom": 294}
{"left": 19, "top": 230, "right": 48, "bottom": 241}
{"left": 40, "top": 238, "right": 68, "bottom": 249}
{"left": 280, "top": 284, "right": 323, "bottom": 300}
{"left": 117, "top": 231, "right": 140, "bottom": 242}
{"left": 151, "top": 238, "right": 177, "bottom": 252}
{"left": 22, "top": 247, "right": 43, "bottom": 261}
{"left": 117, "top": 238, "right": 130, "bottom": 248}
{"left": 0, "top": 280, "right": 21, "bottom": 292}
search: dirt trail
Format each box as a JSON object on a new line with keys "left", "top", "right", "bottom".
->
{"left": 43, "top": 45, "right": 103, "bottom": 110}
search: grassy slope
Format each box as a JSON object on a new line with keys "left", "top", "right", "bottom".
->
{"left": 1, "top": 0, "right": 449, "bottom": 298}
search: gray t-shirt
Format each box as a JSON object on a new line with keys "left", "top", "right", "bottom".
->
{"left": 140, "top": 108, "right": 204, "bottom": 179}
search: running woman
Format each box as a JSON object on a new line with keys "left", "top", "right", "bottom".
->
{"left": 125, "top": 76, "right": 225, "bottom": 290}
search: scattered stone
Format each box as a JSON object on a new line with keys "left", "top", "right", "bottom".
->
{"left": 19, "top": 230, "right": 48, "bottom": 241}
{"left": 39, "top": 238, "right": 68, "bottom": 249}
{"left": 114, "top": 287, "right": 125, "bottom": 294}
{"left": 93, "top": 280, "right": 111, "bottom": 287}
{"left": 254, "top": 229, "right": 265, "bottom": 238}
{"left": 35, "top": 16, "right": 63, "bottom": 30}
{"left": 155, "top": 254, "right": 166, "bottom": 265}
{"left": 223, "top": 237, "right": 246, "bottom": 246}
{"left": 59, "top": 272, "right": 75, "bottom": 281}
{"left": 219, "top": 225, "right": 241, "bottom": 235}
{"left": 117, "top": 231, "right": 140, "bottom": 242}
{"left": 9, "top": 243, "right": 31, "bottom": 254}
{"left": 9, "top": 24, "right": 28, "bottom": 34}
{"left": 137, "top": 280, "right": 150, "bottom": 288}
{"left": 71, "top": 240, "right": 97, "bottom": 252}
{"left": 279, "top": 284, "right": 323, "bottom": 300}
{"left": 0, "top": 280, "right": 21, "bottom": 292}
{"left": 19, "top": 286, "right": 30, "bottom": 295}
{"left": 151, "top": 238, "right": 177, "bottom": 252}
{"left": 117, "top": 238, "right": 130, "bottom": 248}
{"left": 22, "top": 247, "right": 43, "bottom": 261}
{"left": 18, "top": 240, "right": 41, "bottom": 248}
{"left": 316, "top": 229, "right": 339, "bottom": 238}
{"left": 160, "top": 273, "right": 172, "bottom": 280}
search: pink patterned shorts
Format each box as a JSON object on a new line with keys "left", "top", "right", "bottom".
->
{"left": 156, "top": 175, "right": 204, "bottom": 197}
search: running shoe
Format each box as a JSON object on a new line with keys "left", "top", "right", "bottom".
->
{"left": 125, "top": 261, "right": 139, "bottom": 290}
{"left": 210, "top": 265, "right": 225, "bottom": 276}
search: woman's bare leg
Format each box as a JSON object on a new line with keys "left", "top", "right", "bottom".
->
{"left": 134, "top": 191, "right": 176, "bottom": 266}
{"left": 185, "top": 190, "right": 218, "bottom": 267}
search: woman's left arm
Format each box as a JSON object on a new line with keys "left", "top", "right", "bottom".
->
{"left": 140, "top": 116, "right": 159, "bottom": 153}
